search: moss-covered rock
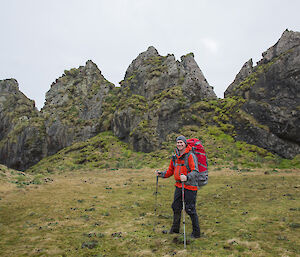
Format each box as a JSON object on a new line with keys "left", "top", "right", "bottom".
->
{"left": 110, "top": 46, "right": 217, "bottom": 152}
{"left": 224, "top": 30, "right": 300, "bottom": 158}
{"left": 0, "top": 79, "right": 47, "bottom": 170}
{"left": 41, "top": 60, "right": 114, "bottom": 156}
{"left": 0, "top": 61, "right": 115, "bottom": 170}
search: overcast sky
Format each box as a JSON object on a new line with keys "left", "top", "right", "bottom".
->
{"left": 1, "top": 0, "right": 300, "bottom": 110}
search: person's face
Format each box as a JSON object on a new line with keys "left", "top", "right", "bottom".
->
{"left": 176, "top": 140, "right": 186, "bottom": 151}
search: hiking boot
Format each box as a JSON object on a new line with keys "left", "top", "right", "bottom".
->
{"left": 190, "top": 232, "right": 201, "bottom": 238}
{"left": 169, "top": 227, "right": 180, "bottom": 234}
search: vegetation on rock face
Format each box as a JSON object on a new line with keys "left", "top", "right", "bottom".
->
{"left": 151, "top": 86, "right": 186, "bottom": 108}
{"left": 0, "top": 79, "right": 47, "bottom": 170}
{"left": 107, "top": 46, "right": 217, "bottom": 153}
{"left": 38, "top": 61, "right": 116, "bottom": 158}
{"left": 223, "top": 38, "right": 300, "bottom": 158}
{"left": 144, "top": 55, "right": 168, "bottom": 79}
{"left": 27, "top": 131, "right": 169, "bottom": 173}
{"left": 226, "top": 50, "right": 290, "bottom": 99}
{"left": 43, "top": 62, "right": 114, "bottom": 129}
{"left": 27, "top": 127, "right": 300, "bottom": 175}
{"left": 0, "top": 81, "right": 39, "bottom": 138}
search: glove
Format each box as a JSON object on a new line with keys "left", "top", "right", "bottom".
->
{"left": 155, "top": 170, "right": 163, "bottom": 177}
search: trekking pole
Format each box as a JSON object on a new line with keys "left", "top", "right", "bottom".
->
{"left": 182, "top": 181, "right": 186, "bottom": 249}
{"left": 153, "top": 174, "right": 159, "bottom": 232}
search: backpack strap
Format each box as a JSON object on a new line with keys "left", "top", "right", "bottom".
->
{"left": 172, "top": 154, "right": 176, "bottom": 166}
{"left": 172, "top": 154, "right": 187, "bottom": 167}
{"left": 184, "top": 152, "right": 190, "bottom": 172}
{"left": 184, "top": 151, "right": 198, "bottom": 172}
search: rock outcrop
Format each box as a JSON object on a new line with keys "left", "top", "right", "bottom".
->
{"left": 110, "top": 46, "right": 217, "bottom": 152}
{"left": 225, "top": 30, "right": 300, "bottom": 158}
{"left": 0, "top": 79, "right": 47, "bottom": 170}
{"left": 259, "top": 29, "right": 300, "bottom": 64}
{"left": 41, "top": 60, "right": 114, "bottom": 155}
{"left": 0, "top": 61, "right": 114, "bottom": 170}
{"left": 224, "top": 59, "right": 254, "bottom": 98}
{"left": 122, "top": 47, "right": 216, "bottom": 101}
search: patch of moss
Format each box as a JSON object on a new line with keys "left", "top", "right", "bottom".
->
{"left": 144, "top": 56, "right": 166, "bottom": 67}
{"left": 191, "top": 101, "right": 215, "bottom": 112}
{"left": 150, "top": 86, "right": 186, "bottom": 109}
{"left": 236, "top": 109, "right": 270, "bottom": 132}
{"left": 178, "top": 76, "right": 185, "bottom": 85}
{"left": 129, "top": 120, "right": 157, "bottom": 145}
{"left": 120, "top": 72, "right": 139, "bottom": 87}
{"left": 64, "top": 68, "right": 79, "bottom": 77}
{"left": 182, "top": 97, "right": 246, "bottom": 136}
{"left": 144, "top": 56, "right": 168, "bottom": 79}
{"left": 118, "top": 94, "right": 148, "bottom": 114}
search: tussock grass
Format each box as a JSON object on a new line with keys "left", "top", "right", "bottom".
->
{"left": 0, "top": 167, "right": 299, "bottom": 256}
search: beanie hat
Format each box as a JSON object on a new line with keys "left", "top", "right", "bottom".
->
{"left": 176, "top": 135, "right": 187, "bottom": 145}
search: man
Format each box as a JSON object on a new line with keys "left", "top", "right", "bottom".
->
{"left": 156, "top": 135, "right": 201, "bottom": 238}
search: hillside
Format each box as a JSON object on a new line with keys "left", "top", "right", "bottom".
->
{"left": 1, "top": 108, "right": 299, "bottom": 256}
{"left": 26, "top": 126, "right": 299, "bottom": 175}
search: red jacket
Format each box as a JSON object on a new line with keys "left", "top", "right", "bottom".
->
{"left": 163, "top": 145, "right": 199, "bottom": 191}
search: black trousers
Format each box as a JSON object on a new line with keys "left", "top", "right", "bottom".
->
{"left": 171, "top": 186, "right": 197, "bottom": 215}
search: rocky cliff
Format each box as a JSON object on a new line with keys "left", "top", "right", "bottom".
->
{"left": 109, "top": 46, "right": 217, "bottom": 152}
{"left": 224, "top": 30, "right": 300, "bottom": 158}
{"left": 41, "top": 60, "right": 114, "bottom": 155}
{"left": 0, "top": 61, "right": 114, "bottom": 170}
{"left": 0, "top": 79, "right": 47, "bottom": 170}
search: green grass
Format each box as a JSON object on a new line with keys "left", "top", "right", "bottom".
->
{"left": 1, "top": 128, "right": 300, "bottom": 256}
{"left": 0, "top": 167, "right": 299, "bottom": 256}
{"left": 26, "top": 129, "right": 300, "bottom": 177}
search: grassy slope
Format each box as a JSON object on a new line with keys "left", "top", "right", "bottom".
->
{"left": 26, "top": 127, "right": 300, "bottom": 175}
{"left": 0, "top": 167, "right": 299, "bottom": 256}
{"left": 1, "top": 129, "right": 300, "bottom": 256}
